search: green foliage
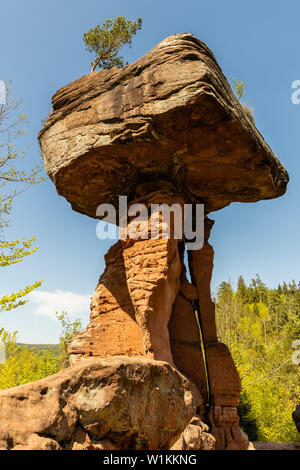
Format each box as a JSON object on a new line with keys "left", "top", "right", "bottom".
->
{"left": 0, "top": 279, "right": 42, "bottom": 314}
{"left": 230, "top": 78, "right": 255, "bottom": 123}
{"left": 243, "top": 382, "right": 299, "bottom": 443}
{"left": 0, "top": 313, "right": 82, "bottom": 389}
{"left": 0, "top": 82, "right": 44, "bottom": 232}
{"left": 231, "top": 78, "right": 246, "bottom": 100}
{"left": 0, "top": 329, "right": 60, "bottom": 390}
{"left": 0, "top": 82, "right": 44, "bottom": 313}
{"left": 56, "top": 311, "right": 82, "bottom": 368}
{"left": 215, "top": 276, "right": 300, "bottom": 443}
{"left": 238, "top": 390, "right": 259, "bottom": 441}
{"left": 83, "top": 16, "right": 142, "bottom": 72}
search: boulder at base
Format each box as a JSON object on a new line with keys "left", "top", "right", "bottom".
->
{"left": 0, "top": 356, "right": 196, "bottom": 450}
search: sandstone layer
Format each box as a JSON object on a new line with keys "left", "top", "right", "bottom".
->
{"left": 39, "top": 34, "right": 288, "bottom": 218}
{"left": 69, "top": 190, "right": 184, "bottom": 367}
{"left": 0, "top": 357, "right": 195, "bottom": 450}
{"left": 171, "top": 416, "right": 216, "bottom": 450}
{"left": 37, "top": 33, "right": 289, "bottom": 450}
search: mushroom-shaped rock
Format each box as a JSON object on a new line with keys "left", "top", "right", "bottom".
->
{"left": 38, "top": 34, "right": 289, "bottom": 450}
{"left": 39, "top": 33, "right": 288, "bottom": 219}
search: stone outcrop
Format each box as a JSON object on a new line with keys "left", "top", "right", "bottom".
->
{"left": 37, "top": 33, "right": 289, "bottom": 450}
{"left": 171, "top": 416, "right": 216, "bottom": 450}
{"left": 39, "top": 34, "right": 288, "bottom": 218}
{"left": 169, "top": 292, "right": 208, "bottom": 405}
{"left": 0, "top": 357, "right": 195, "bottom": 450}
{"left": 69, "top": 190, "right": 184, "bottom": 367}
{"left": 68, "top": 240, "right": 145, "bottom": 361}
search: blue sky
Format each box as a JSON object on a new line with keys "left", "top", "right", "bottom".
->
{"left": 1, "top": 0, "right": 299, "bottom": 343}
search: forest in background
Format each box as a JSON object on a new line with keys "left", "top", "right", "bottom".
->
{"left": 0, "top": 312, "right": 81, "bottom": 389}
{"left": 215, "top": 275, "right": 300, "bottom": 443}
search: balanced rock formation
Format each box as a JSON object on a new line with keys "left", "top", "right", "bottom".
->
{"left": 38, "top": 33, "right": 289, "bottom": 450}
{"left": 39, "top": 34, "right": 287, "bottom": 216}
{"left": 0, "top": 357, "right": 195, "bottom": 450}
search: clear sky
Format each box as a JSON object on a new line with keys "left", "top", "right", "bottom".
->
{"left": 1, "top": 0, "right": 299, "bottom": 343}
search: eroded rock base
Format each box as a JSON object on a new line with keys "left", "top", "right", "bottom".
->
{"left": 171, "top": 416, "right": 216, "bottom": 450}
{"left": 0, "top": 357, "right": 195, "bottom": 450}
{"left": 68, "top": 206, "right": 249, "bottom": 450}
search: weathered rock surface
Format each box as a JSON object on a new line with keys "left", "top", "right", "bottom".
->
{"left": 171, "top": 416, "right": 216, "bottom": 450}
{"left": 69, "top": 190, "right": 183, "bottom": 367}
{"left": 169, "top": 292, "right": 208, "bottom": 405}
{"left": 208, "top": 406, "right": 251, "bottom": 450}
{"left": 68, "top": 240, "right": 145, "bottom": 362}
{"left": 69, "top": 235, "right": 181, "bottom": 365}
{"left": 0, "top": 357, "right": 195, "bottom": 450}
{"left": 69, "top": 190, "right": 203, "bottom": 409}
{"left": 187, "top": 216, "right": 244, "bottom": 448}
{"left": 38, "top": 33, "right": 289, "bottom": 450}
{"left": 39, "top": 33, "right": 288, "bottom": 219}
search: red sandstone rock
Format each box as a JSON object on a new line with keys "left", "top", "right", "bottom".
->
{"left": 171, "top": 416, "right": 216, "bottom": 450}
{"left": 39, "top": 34, "right": 288, "bottom": 218}
{"left": 37, "top": 33, "right": 289, "bottom": 450}
{"left": 71, "top": 427, "right": 117, "bottom": 451}
{"left": 187, "top": 216, "right": 245, "bottom": 448}
{"left": 69, "top": 190, "right": 184, "bottom": 367}
{"left": 208, "top": 406, "right": 253, "bottom": 450}
{"left": 68, "top": 240, "right": 144, "bottom": 363}
{"left": 169, "top": 292, "right": 208, "bottom": 405}
{"left": 0, "top": 357, "right": 195, "bottom": 450}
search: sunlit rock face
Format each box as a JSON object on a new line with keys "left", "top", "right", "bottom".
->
{"left": 0, "top": 357, "right": 195, "bottom": 450}
{"left": 39, "top": 33, "right": 288, "bottom": 219}
{"left": 38, "top": 34, "right": 289, "bottom": 450}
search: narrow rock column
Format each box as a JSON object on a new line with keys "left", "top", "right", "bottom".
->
{"left": 68, "top": 240, "right": 145, "bottom": 363}
{"left": 69, "top": 190, "right": 184, "bottom": 367}
{"left": 122, "top": 236, "right": 181, "bottom": 364}
{"left": 120, "top": 190, "right": 184, "bottom": 365}
{"left": 168, "top": 242, "right": 208, "bottom": 409}
{"left": 188, "top": 217, "right": 250, "bottom": 450}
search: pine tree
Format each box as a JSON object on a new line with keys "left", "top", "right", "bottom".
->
{"left": 237, "top": 275, "right": 248, "bottom": 303}
{"left": 83, "top": 16, "right": 142, "bottom": 72}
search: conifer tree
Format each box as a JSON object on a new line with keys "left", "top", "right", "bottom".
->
{"left": 83, "top": 16, "right": 142, "bottom": 72}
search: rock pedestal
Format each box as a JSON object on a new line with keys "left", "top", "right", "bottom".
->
{"left": 68, "top": 203, "right": 248, "bottom": 448}
{"left": 38, "top": 33, "right": 289, "bottom": 450}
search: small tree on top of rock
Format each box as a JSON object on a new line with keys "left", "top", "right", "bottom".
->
{"left": 231, "top": 78, "right": 255, "bottom": 124}
{"left": 83, "top": 16, "right": 142, "bottom": 72}
{"left": 56, "top": 311, "right": 82, "bottom": 368}
{"left": 231, "top": 78, "right": 246, "bottom": 100}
